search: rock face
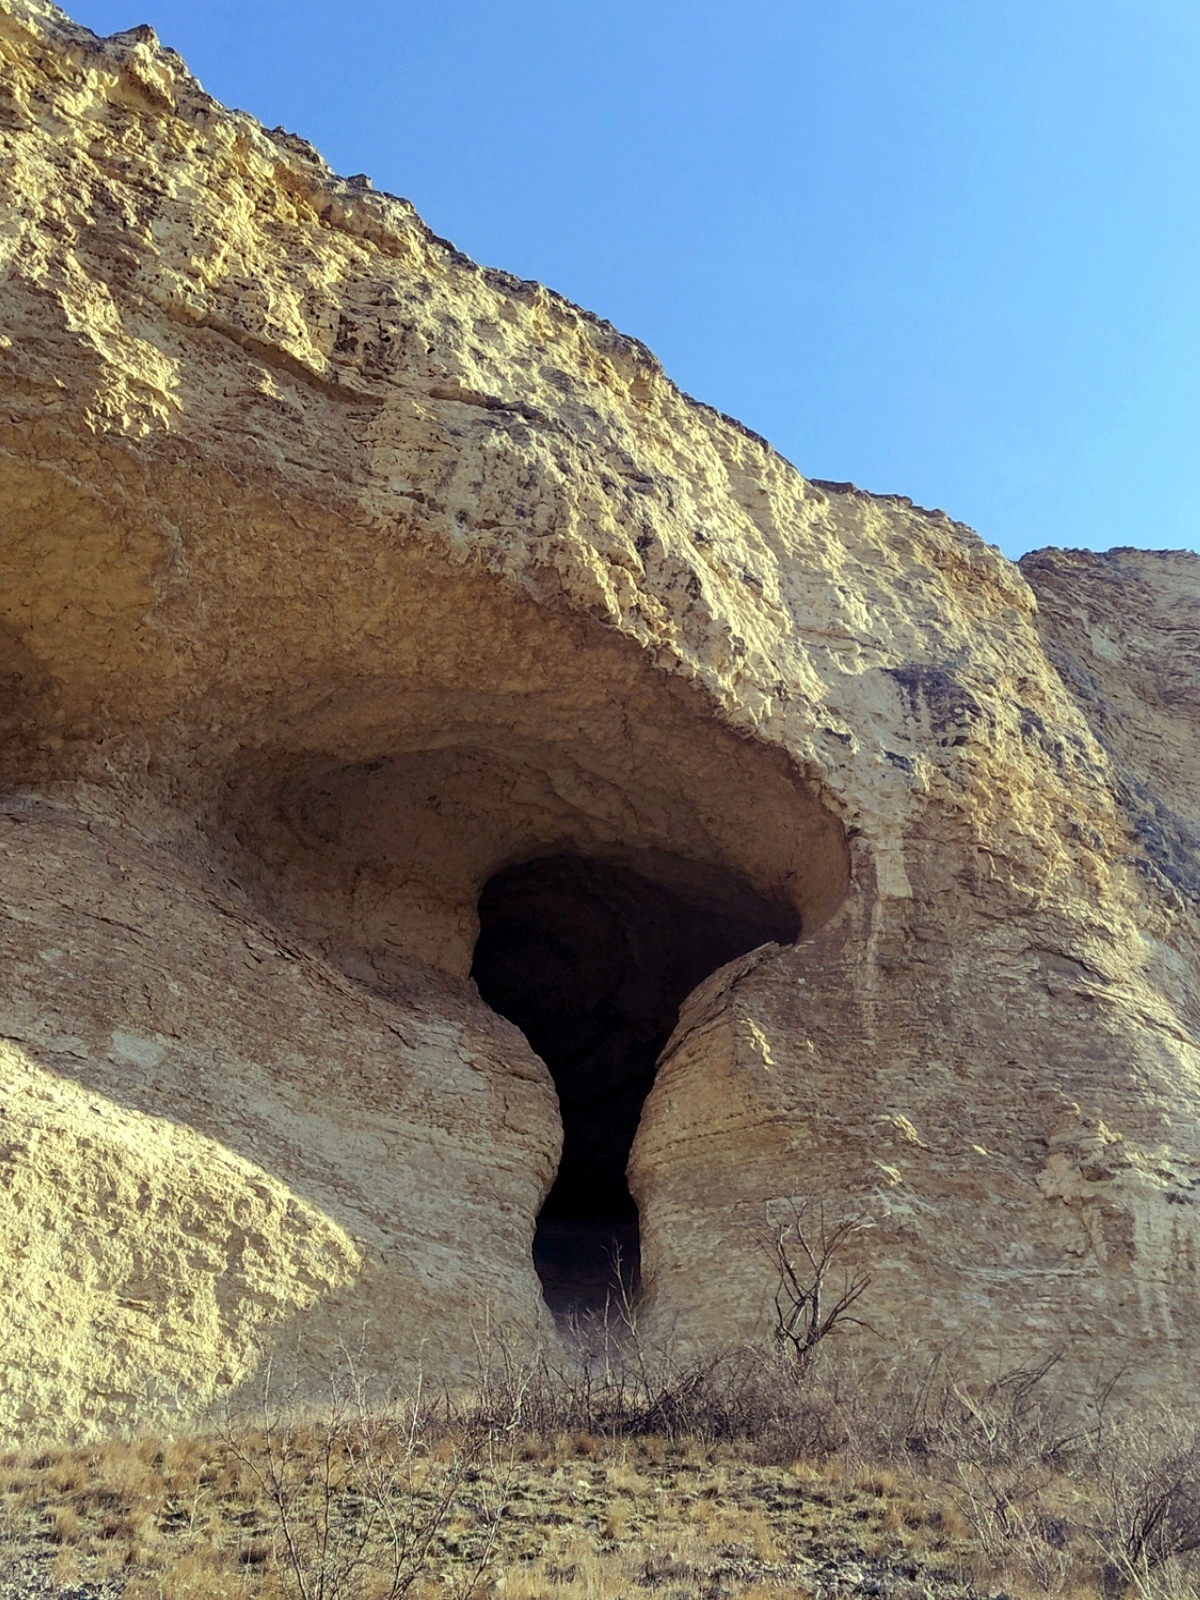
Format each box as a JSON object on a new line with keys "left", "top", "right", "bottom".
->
{"left": 1, "top": 0, "right": 1198, "bottom": 1435}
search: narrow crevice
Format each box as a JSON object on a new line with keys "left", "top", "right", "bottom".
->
{"left": 470, "top": 854, "right": 798, "bottom": 1320}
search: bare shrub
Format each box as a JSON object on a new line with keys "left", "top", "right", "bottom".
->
{"left": 814, "top": 1348, "right": 1200, "bottom": 1598}
{"left": 766, "top": 1202, "right": 873, "bottom": 1372}
{"left": 465, "top": 1200, "right": 873, "bottom": 1457}
{"left": 1092, "top": 1416, "right": 1200, "bottom": 1598}
{"left": 223, "top": 1355, "right": 510, "bottom": 1600}
{"left": 454, "top": 1256, "right": 853, "bottom": 1467}
{"left": 754, "top": 1346, "right": 1088, "bottom": 1591}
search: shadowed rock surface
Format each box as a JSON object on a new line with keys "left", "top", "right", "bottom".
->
{"left": 0, "top": 0, "right": 1198, "bottom": 1435}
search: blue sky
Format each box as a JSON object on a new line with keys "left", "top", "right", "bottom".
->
{"left": 69, "top": 0, "right": 1200, "bottom": 559}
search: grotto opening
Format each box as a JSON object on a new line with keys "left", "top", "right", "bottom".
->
{"left": 471, "top": 854, "right": 800, "bottom": 1316}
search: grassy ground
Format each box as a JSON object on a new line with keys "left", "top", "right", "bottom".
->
{"left": 1, "top": 1321, "right": 1197, "bottom": 1600}
{"left": 0, "top": 1420, "right": 1139, "bottom": 1600}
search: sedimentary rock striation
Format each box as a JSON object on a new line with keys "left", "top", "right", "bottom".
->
{"left": 1, "top": 0, "right": 1198, "bottom": 1435}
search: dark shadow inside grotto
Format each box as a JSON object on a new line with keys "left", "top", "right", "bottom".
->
{"left": 470, "top": 855, "right": 799, "bottom": 1320}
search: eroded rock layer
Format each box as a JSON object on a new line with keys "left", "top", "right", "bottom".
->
{"left": 1, "top": 0, "right": 1198, "bottom": 1433}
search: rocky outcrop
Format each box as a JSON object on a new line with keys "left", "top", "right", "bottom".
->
{"left": 1, "top": 0, "right": 1198, "bottom": 1434}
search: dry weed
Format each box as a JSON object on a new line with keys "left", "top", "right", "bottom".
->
{"left": 2, "top": 1333, "right": 1197, "bottom": 1600}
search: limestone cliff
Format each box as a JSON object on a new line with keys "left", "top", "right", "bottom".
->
{"left": 1, "top": 0, "right": 1198, "bottom": 1434}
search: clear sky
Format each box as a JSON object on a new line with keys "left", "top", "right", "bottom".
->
{"left": 69, "top": 0, "right": 1200, "bottom": 559}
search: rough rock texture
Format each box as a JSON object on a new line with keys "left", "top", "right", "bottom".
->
{"left": 1, "top": 0, "right": 1198, "bottom": 1435}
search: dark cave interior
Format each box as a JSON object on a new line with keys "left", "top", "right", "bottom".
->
{"left": 470, "top": 854, "right": 799, "bottom": 1319}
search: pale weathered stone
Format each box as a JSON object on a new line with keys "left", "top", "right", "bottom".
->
{"left": 0, "top": 0, "right": 1197, "bottom": 1434}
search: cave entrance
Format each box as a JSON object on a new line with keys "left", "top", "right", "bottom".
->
{"left": 470, "top": 855, "right": 799, "bottom": 1320}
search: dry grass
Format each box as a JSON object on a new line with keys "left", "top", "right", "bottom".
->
{"left": 0, "top": 1423, "right": 985, "bottom": 1600}
{"left": 1, "top": 1346, "right": 1199, "bottom": 1600}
